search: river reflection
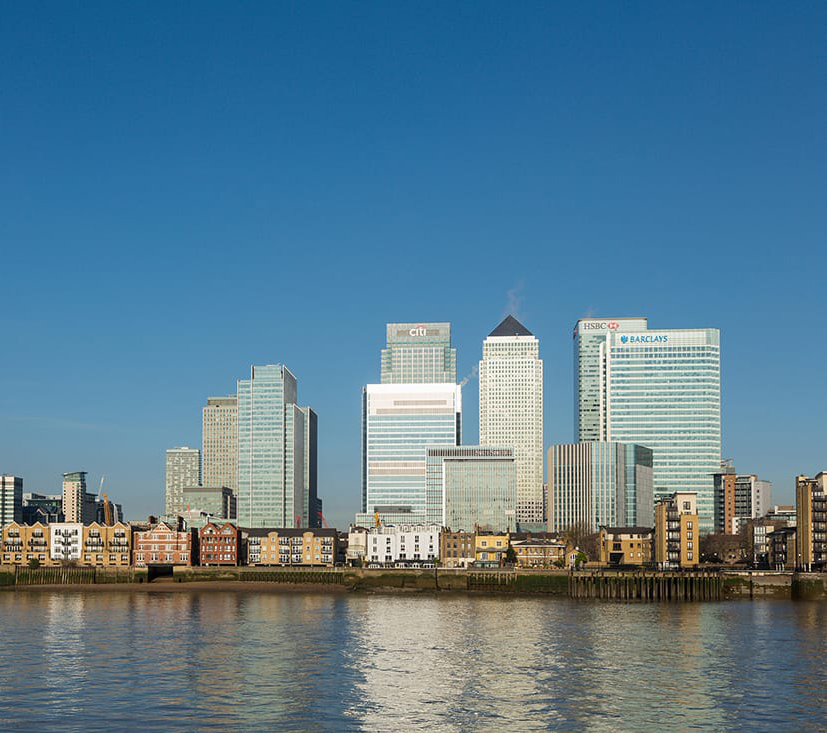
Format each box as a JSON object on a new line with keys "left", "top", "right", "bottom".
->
{"left": 0, "top": 591, "right": 825, "bottom": 731}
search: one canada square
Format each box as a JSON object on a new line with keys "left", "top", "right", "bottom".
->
{"left": 479, "top": 316, "right": 544, "bottom": 530}
{"left": 573, "top": 318, "right": 721, "bottom": 532}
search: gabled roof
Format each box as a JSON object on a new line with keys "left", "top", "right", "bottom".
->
{"left": 489, "top": 315, "right": 532, "bottom": 337}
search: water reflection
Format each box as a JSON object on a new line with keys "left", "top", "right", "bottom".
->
{"left": 0, "top": 591, "right": 825, "bottom": 731}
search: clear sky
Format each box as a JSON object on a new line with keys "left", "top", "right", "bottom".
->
{"left": 1, "top": 2, "right": 825, "bottom": 528}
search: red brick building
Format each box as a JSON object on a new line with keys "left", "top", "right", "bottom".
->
{"left": 199, "top": 522, "right": 240, "bottom": 566}
{"left": 133, "top": 521, "right": 198, "bottom": 567}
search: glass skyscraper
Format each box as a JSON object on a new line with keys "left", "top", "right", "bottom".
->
{"left": 548, "top": 442, "right": 653, "bottom": 532}
{"left": 358, "top": 383, "right": 461, "bottom": 527}
{"left": 577, "top": 324, "right": 721, "bottom": 532}
{"left": 380, "top": 322, "right": 456, "bottom": 384}
{"left": 237, "top": 365, "right": 317, "bottom": 528}
{"left": 574, "top": 318, "right": 648, "bottom": 441}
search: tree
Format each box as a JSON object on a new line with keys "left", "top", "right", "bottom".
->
{"left": 504, "top": 547, "right": 517, "bottom": 565}
{"left": 561, "top": 522, "right": 600, "bottom": 561}
{"left": 28, "top": 557, "right": 40, "bottom": 570}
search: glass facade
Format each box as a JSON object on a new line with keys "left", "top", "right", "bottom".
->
{"left": 549, "top": 442, "right": 653, "bottom": 532}
{"left": 358, "top": 384, "right": 461, "bottom": 526}
{"left": 604, "top": 329, "right": 721, "bottom": 532}
{"left": 573, "top": 318, "right": 648, "bottom": 442}
{"left": 380, "top": 323, "right": 456, "bottom": 384}
{"left": 237, "top": 365, "right": 309, "bottom": 528}
{"left": 426, "top": 446, "right": 516, "bottom": 532}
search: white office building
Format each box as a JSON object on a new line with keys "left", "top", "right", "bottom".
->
{"left": 479, "top": 316, "right": 544, "bottom": 530}
{"left": 358, "top": 383, "right": 461, "bottom": 527}
{"left": 164, "top": 448, "right": 201, "bottom": 517}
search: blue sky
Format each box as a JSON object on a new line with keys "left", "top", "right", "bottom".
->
{"left": 1, "top": 2, "right": 825, "bottom": 527}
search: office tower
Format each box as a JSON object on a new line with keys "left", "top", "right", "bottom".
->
{"left": 0, "top": 476, "right": 23, "bottom": 525}
{"left": 164, "top": 448, "right": 201, "bottom": 517}
{"left": 795, "top": 473, "right": 827, "bottom": 571}
{"left": 381, "top": 322, "right": 456, "bottom": 384}
{"left": 479, "top": 316, "right": 544, "bottom": 530}
{"left": 181, "top": 486, "right": 236, "bottom": 522}
{"left": 713, "top": 464, "right": 773, "bottom": 534}
{"left": 573, "top": 318, "right": 648, "bottom": 441}
{"left": 425, "top": 446, "right": 516, "bottom": 532}
{"left": 358, "top": 383, "right": 461, "bottom": 527}
{"left": 202, "top": 396, "right": 238, "bottom": 494}
{"left": 548, "top": 442, "right": 654, "bottom": 533}
{"left": 62, "top": 471, "right": 96, "bottom": 524}
{"left": 574, "top": 319, "right": 721, "bottom": 532}
{"left": 300, "top": 406, "right": 319, "bottom": 527}
{"left": 237, "top": 365, "right": 316, "bottom": 528}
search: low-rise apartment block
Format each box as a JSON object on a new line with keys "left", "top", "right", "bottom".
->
{"left": 769, "top": 526, "right": 797, "bottom": 571}
{"left": 654, "top": 492, "right": 698, "bottom": 569}
{"left": 1, "top": 522, "right": 50, "bottom": 566}
{"left": 50, "top": 522, "right": 83, "bottom": 564}
{"left": 796, "top": 473, "right": 827, "bottom": 571}
{"left": 81, "top": 522, "right": 131, "bottom": 567}
{"left": 598, "top": 526, "right": 653, "bottom": 566}
{"left": 199, "top": 522, "right": 241, "bottom": 566}
{"left": 247, "top": 528, "right": 338, "bottom": 567}
{"left": 133, "top": 521, "right": 198, "bottom": 567}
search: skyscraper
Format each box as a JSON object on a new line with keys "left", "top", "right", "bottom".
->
{"left": 299, "top": 406, "right": 319, "bottom": 527}
{"left": 164, "top": 448, "right": 201, "bottom": 517}
{"left": 381, "top": 322, "right": 456, "bottom": 384}
{"left": 573, "top": 318, "right": 648, "bottom": 441}
{"left": 0, "top": 475, "right": 23, "bottom": 526}
{"left": 479, "top": 316, "right": 544, "bottom": 530}
{"left": 574, "top": 319, "right": 721, "bottom": 532}
{"left": 548, "top": 442, "right": 653, "bottom": 532}
{"left": 358, "top": 383, "right": 461, "bottom": 527}
{"left": 237, "top": 365, "right": 317, "bottom": 528}
{"left": 202, "top": 395, "right": 237, "bottom": 493}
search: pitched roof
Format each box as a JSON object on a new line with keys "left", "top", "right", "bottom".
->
{"left": 489, "top": 315, "right": 533, "bottom": 337}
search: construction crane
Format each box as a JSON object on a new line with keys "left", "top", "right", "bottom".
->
{"left": 374, "top": 511, "right": 381, "bottom": 528}
{"left": 317, "top": 511, "right": 329, "bottom": 529}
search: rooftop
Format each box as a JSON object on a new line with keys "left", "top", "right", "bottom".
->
{"left": 488, "top": 315, "right": 533, "bottom": 338}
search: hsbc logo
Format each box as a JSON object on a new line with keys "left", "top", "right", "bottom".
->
{"left": 607, "top": 322, "right": 619, "bottom": 330}
{"left": 582, "top": 321, "right": 616, "bottom": 331}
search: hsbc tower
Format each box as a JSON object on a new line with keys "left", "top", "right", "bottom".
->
{"left": 574, "top": 318, "right": 648, "bottom": 442}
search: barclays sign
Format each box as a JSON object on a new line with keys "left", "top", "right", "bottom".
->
{"left": 619, "top": 335, "right": 668, "bottom": 344}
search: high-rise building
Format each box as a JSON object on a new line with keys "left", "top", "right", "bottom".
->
{"left": 202, "top": 396, "right": 238, "bottom": 494}
{"left": 62, "top": 471, "right": 97, "bottom": 524}
{"left": 574, "top": 319, "right": 721, "bottom": 532}
{"left": 479, "top": 316, "right": 544, "bottom": 530}
{"left": 381, "top": 322, "right": 456, "bottom": 384}
{"left": 425, "top": 446, "right": 516, "bottom": 531}
{"left": 164, "top": 449, "right": 201, "bottom": 517}
{"left": 0, "top": 476, "right": 23, "bottom": 526}
{"left": 574, "top": 318, "right": 649, "bottom": 442}
{"left": 548, "top": 442, "right": 654, "bottom": 533}
{"left": 358, "top": 383, "right": 461, "bottom": 527}
{"left": 713, "top": 463, "right": 773, "bottom": 534}
{"left": 237, "top": 365, "right": 316, "bottom": 528}
{"left": 300, "top": 406, "right": 319, "bottom": 527}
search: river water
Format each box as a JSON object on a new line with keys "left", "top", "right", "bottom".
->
{"left": 0, "top": 589, "right": 825, "bottom": 731}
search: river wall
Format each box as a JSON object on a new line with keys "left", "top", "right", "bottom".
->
{"left": 2, "top": 565, "right": 823, "bottom": 601}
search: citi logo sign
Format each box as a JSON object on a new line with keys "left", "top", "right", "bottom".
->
{"left": 409, "top": 325, "right": 428, "bottom": 337}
